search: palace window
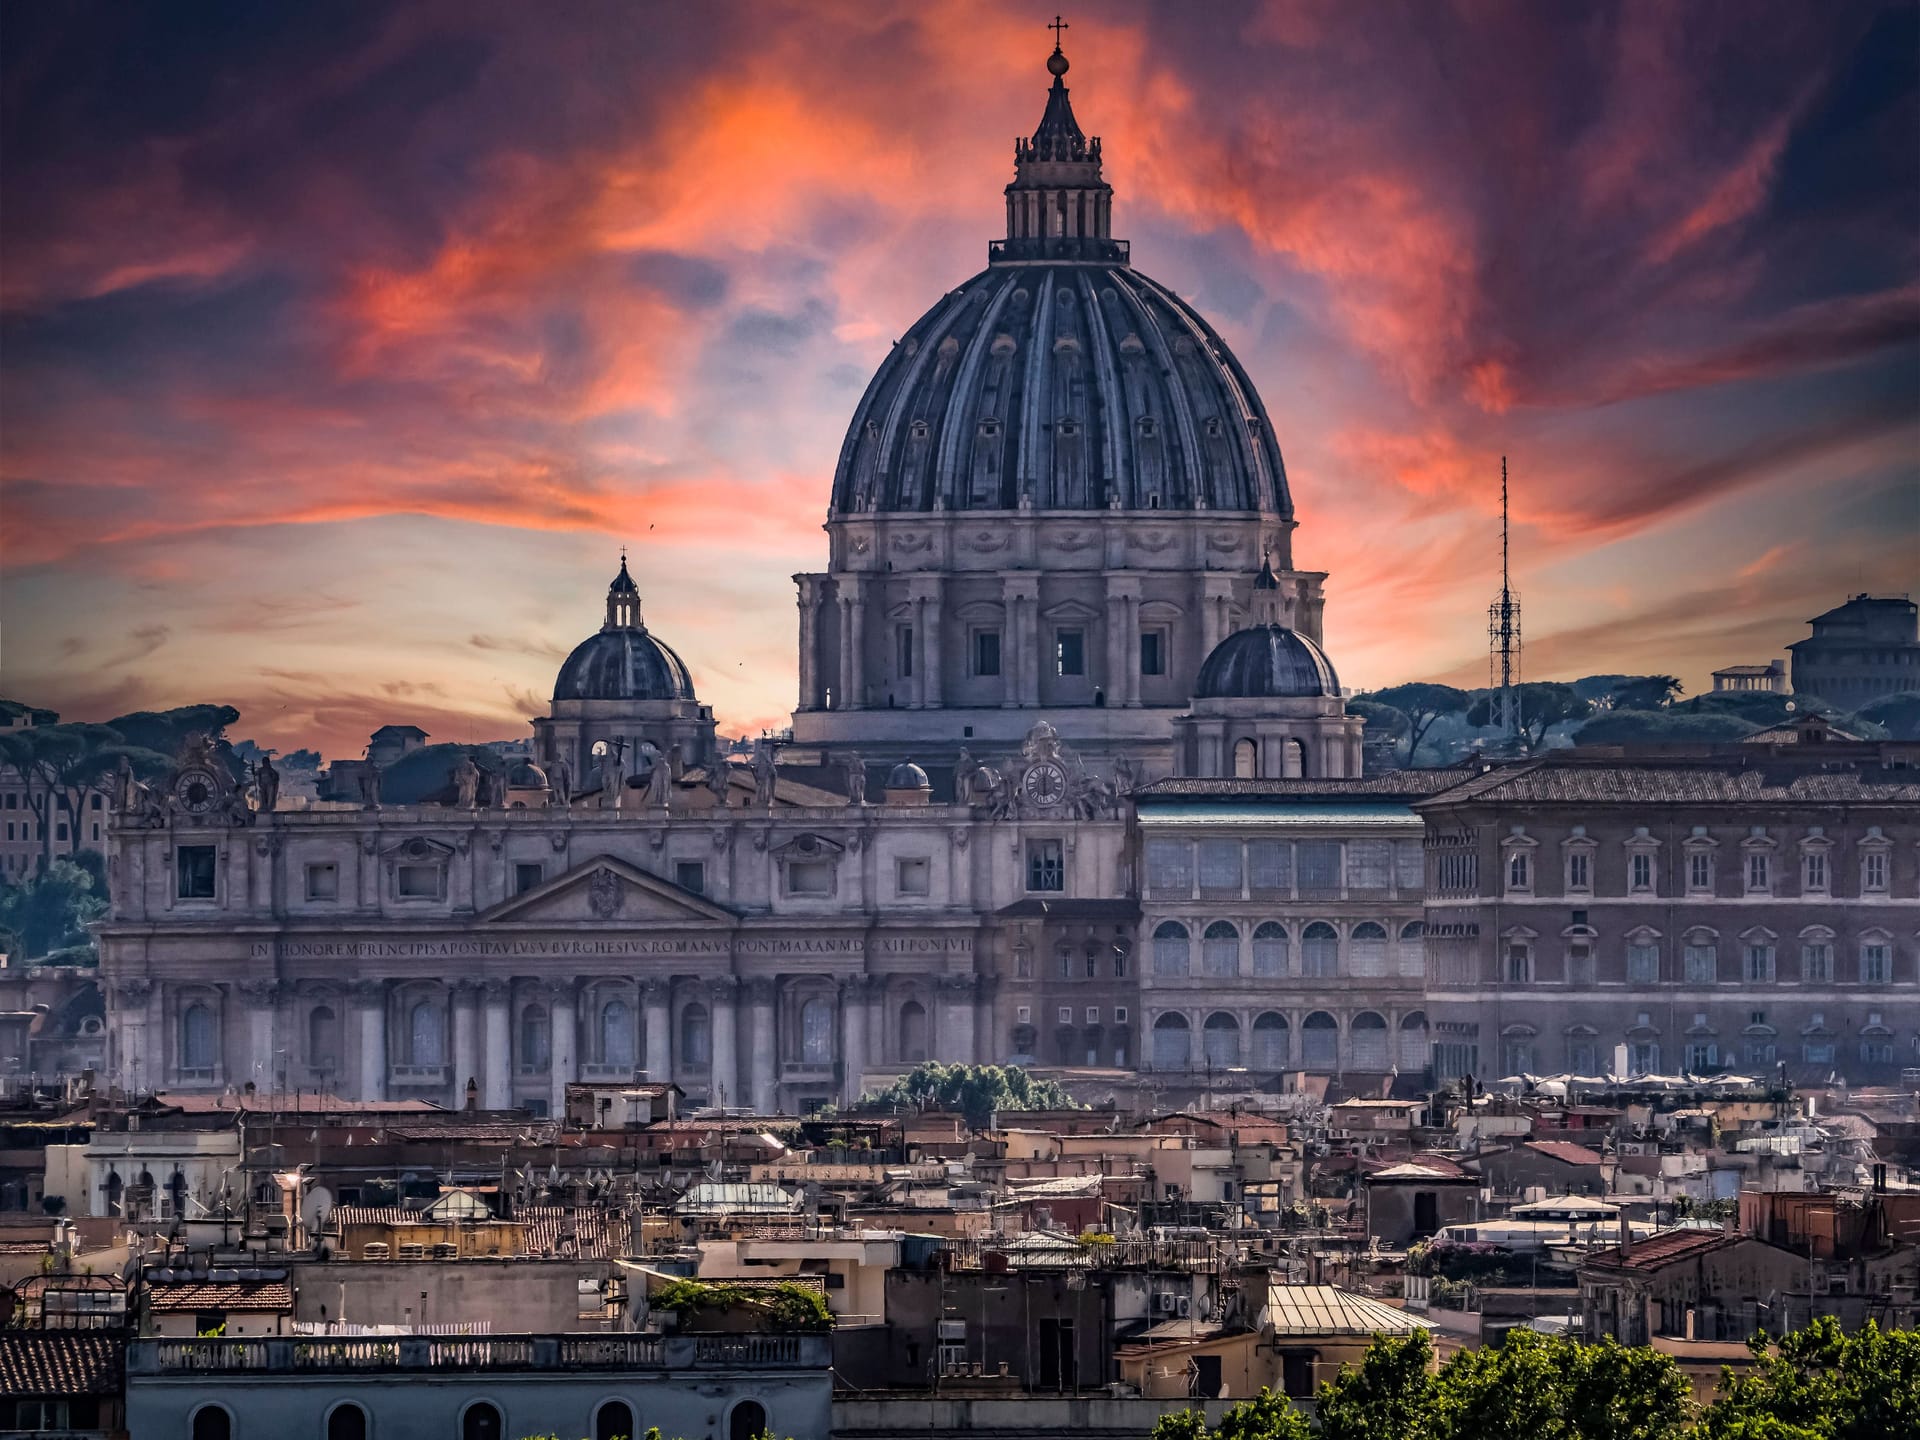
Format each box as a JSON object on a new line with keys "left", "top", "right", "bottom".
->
{"left": 514, "top": 863, "right": 543, "bottom": 895}
{"left": 1745, "top": 852, "right": 1772, "bottom": 895}
{"left": 1504, "top": 941, "right": 1533, "bottom": 985}
{"left": 896, "top": 626, "right": 915, "bottom": 678}
{"left": 973, "top": 630, "right": 1001, "bottom": 678}
{"left": 1862, "top": 848, "right": 1889, "bottom": 894}
{"left": 1139, "top": 630, "right": 1166, "bottom": 676}
{"left": 1202, "top": 922, "right": 1239, "bottom": 977}
{"left": 180, "top": 1003, "right": 217, "bottom": 1072}
{"left": 1348, "top": 841, "right": 1392, "bottom": 893}
{"left": 1627, "top": 942, "right": 1660, "bottom": 985}
{"left": 1350, "top": 922, "right": 1389, "bottom": 977}
{"left": 1026, "top": 839, "right": 1065, "bottom": 892}
{"left": 1055, "top": 629, "right": 1085, "bottom": 677}
{"left": 896, "top": 857, "right": 931, "bottom": 897}
{"left": 1566, "top": 849, "right": 1592, "bottom": 894}
{"left": 305, "top": 863, "right": 339, "bottom": 901}
{"left": 1297, "top": 841, "right": 1341, "bottom": 897}
{"left": 1252, "top": 923, "right": 1288, "bottom": 977}
{"left": 1146, "top": 839, "right": 1192, "bottom": 897}
{"left": 1687, "top": 851, "right": 1714, "bottom": 895}
{"left": 1684, "top": 942, "right": 1718, "bottom": 985}
{"left": 675, "top": 860, "right": 706, "bottom": 894}
{"left": 396, "top": 864, "right": 442, "bottom": 900}
{"left": 1301, "top": 922, "right": 1339, "bottom": 978}
{"left": 1153, "top": 922, "right": 1190, "bottom": 978}
{"left": 1505, "top": 851, "right": 1531, "bottom": 894}
{"left": 786, "top": 860, "right": 833, "bottom": 896}
{"left": 1802, "top": 940, "right": 1833, "bottom": 983}
{"left": 1803, "top": 849, "right": 1829, "bottom": 894}
{"left": 1744, "top": 943, "right": 1776, "bottom": 983}
{"left": 177, "top": 846, "right": 217, "bottom": 900}
{"left": 1198, "top": 840, "right": 1242, "bottom": 896}
{"left": 1630, "top": 852, "right": 1655, "bottom": 894}
{"left": 1860, "top": 942, "right": 1892, "bottom": 985}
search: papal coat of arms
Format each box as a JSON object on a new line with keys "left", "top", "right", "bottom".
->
{"left": 588, "top": 869, "right": 624, "bottom": 919}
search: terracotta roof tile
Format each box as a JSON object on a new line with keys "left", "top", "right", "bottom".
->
{"left": 1584, "top": 1228, "right": 1737, "bottom": 1272}
{"left": 0, "top": 1332, "right": 125, "bottom": 1395}
{"left": 147, "top": 1279, "right": 292, "bottom": 1312}
{"left": 1524, "top": 1140, "right": 1606, "bottom": 1166}
{"left": 1419, "top": 758, "right": 1920, "bottom": 808}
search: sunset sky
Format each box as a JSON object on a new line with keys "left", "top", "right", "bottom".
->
{"left": 4, "top": 1, "right": 1916, "bottom": 757}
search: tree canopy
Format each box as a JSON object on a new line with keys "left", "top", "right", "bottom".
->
{"left": 1466, "top": 681, "right": 1591, "bottom": 747}
{"left": 1851, "top": 690, "right": 1920, "bottom": 742}
{"left": 1576, "top": 710, "right": 1762, "bottom": 746}
{"left": 1348, "top": 699, "right": 1410, "bottom": 746}
{"left": 1366, "top": 684, "right": 1472, "bottom": 763}
{"left": 857, "top": 1062, "right": 1086, "bottom": 1130}
{"left": 0, "top": 858, "right": 107, "bottom": 959}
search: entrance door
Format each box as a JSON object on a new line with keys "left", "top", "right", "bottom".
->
{"left": 1414, "top": 1191, "right": 1439, "bottom": 1236}
{"left": 1192, "top": 1353, "right": 1223, "bottom": 1398}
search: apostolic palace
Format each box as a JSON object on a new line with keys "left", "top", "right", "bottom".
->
{"left": 95, "top": 44, "right": 1920, "bottom": 1114}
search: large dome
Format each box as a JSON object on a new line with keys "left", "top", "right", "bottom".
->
{"left": 553, "top": 629, "right": 695, "bottom": 704}
{"left": 830, "top": 264, "right": 1290, "bottom": 517}
{"left": 1193, "top": 625, "right": 1341, "bottom": 700}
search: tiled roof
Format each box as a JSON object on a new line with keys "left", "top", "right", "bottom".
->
{"left": 1266, "top": 1285, "right": 1435, "bottom": 1337}
{"left": 1524, "top": 1140, "right": 1606, "bottom": 1166}
{"left": 327, "top": 1205, "right": 415, "bottom": 1227}
{"left": 520, "top": 1206, "right": 632, "bottom": 1260}
{"left": 0, "top": 1332, "right": 125, "bottom": 1395}
{"left": 1419, "top": 758, "right": 1920, "bottom": 807}
{"left": 1139, "top": 772, "right": 1471, "bottom": 800}
{"left": 155, "top": 1092, "right": 440, "bottom": 1114}
{"left": 1583, "top": 1228, "right": 1737, "bottom": 1273}
{"left": 148, "top": 1279, "right": 293, "bottom": 1311}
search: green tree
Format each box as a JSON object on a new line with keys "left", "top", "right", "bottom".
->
{"left": 1368, "top": 684, "right": 1471, "bottom": 764}
{"left": 106, "top": 704, "right": 241, "bottom": 759}
{"left": 1852, "top": 690, "right": 1920, "bottom": 741}
{"left": 1349, "top": 700, "right": 1410, "bottom": 751}
{"left": 1608, "top": 675, "right": 1684, "bottom": 710}
{"left": 1149, "top": 1390, "right": 1309, "bottom": 1440}
{"left": 1466, "top": 682, "right": 1591, "bottom": 748}
{"left": 1694, "top": 1319, "right": 1920, "bottom": 1440}
{"left": 0, "top": 858, "right": 107, "bottom": 958}
{"left": 1425, "top": 1329, "right": 1689, "bottom": 1440}
{"left": 1575, "top": 711, "right": 1761, "bottom": 746}
{"left": 857, "top": 1061, "right": 1085, "bottom": 1130}
{"left": 0, "top": 722, "right": 175, "bottom": 872}
{"left": 1316, "top": 1328, "right": 1436, "bottom": 1440}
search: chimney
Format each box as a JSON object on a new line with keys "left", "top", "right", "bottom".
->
{"left": 1618, "top": 1210, "right": 1632, "bottom": 1258}
{"left": 1873, "top": 1162, "right": 1887, "bottom": 1194}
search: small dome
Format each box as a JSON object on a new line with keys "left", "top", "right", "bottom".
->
{"left": 607, "top": 555, "right": 639, "bottom": 595}
{"left": 553, "top": 630, "right": 696, "bottom": 703}
{"left": 508, "top": 758, "right": 549, "bottom": 789}
{"left": 1193, "top": 625, "right": 1341, "bottom": 700}
{"left": 886, "top": 759, "right": 931, "bottom": 789}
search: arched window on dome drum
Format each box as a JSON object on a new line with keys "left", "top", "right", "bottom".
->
{"left": 180, "top": 1003, "right": 216, "bottom": 1072}
{"left": 1233, "top": 738, "right": 1258, "bottom": 779}
{"left": 1350, "top": 1012, "right": 1389, "bottom": 1071}
{"left": 1202, "top": 922, "right": 1239, "bottom": 977}
{"left": 600, "top": 999, "right": 634, "bottom": 1070}
{"left": 1349, "top": 923, "right": 1389, "bottom": 978}
{"left": 898, "top": 1000, "right": 928, "bottom": 1063}
{"left": 1153, "top": 921, "right": 1190, "bottom": 978}
{"left": 1151, "top": 1013, "right": 1190, "bottom": 1071}
{"left": 680, "top": 1004, "right": 710, "bottom": 1069}
{"left": 1253, "top": 1012, "right": 1289, "bottom": 1070}
{"left": 519, "top": 1004, "right": 550, "bottom": 1074}
{"left": 409, "top": 1000, "right": 445, "bottom": 1067}
{"left": 800, "top": 998, "right": 834, "bottom": 1066}
{"left": 1400, "top": 1012, "right": 1430, "bottom": 1073}
{"left": 1398, "top": 921, "right": 1426, "bottom": 978}
{"left": 1252, "top": 923, "right": 1288, "bottom": 977}
{"left": 1282, "top": 739, "right": 1307, "bottom": 779}
{"left": 1203, "top": 1012, "right": 1240, "bottom": 1068}
{"left": 1301, "top": 1012, "right": 1338, "bottom": 1070}
{"left": 1301, "top": 923, "right": 1338, "bottom": 978}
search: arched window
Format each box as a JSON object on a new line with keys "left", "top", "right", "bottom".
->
{"left": 326, "top": 1401, "right": 369, "bottom": 1440}
{"left": 191, "top": 1406, "right": 233, "bottom": 1440}
{"left": 600, "top": 999, "right": 634, "bottom": 1069}
{"left": 1203, "top": 1012, "right": 1240, "bottom": 1068}
{"left": 1253, "top": 1012, "right": 1289, "bottom": 1070}
{"left": 1349, "top": 922, "right": 1388, "bottom": 977}
{"left": 730, "top": 1400, "right": 770, "bottom": 1440}
{"left": 899, "top": 1000, "right": 929, "bottom": 1062}
{"left": 1301, "top": 1012, "right": 1338, "bottom": 1069}
{"left": 1282, "top": 738, "right": 1307, "bottom": 779}
{"left": 463, "top": 1401, "right": 503, "bottom": 1440}
{"left": 800, "top": 997, "right": 834, "bottom": 1065}
{"left": 307, "top": 1005, "right": 340, "bottom": 1070}
{"left": 680, "top": 1004, "right": 711, "bottom": 1069}
{"left": 520, "top": 1004, "right": 551, "bottom": 1073}
{"left": 1152, "top": 921, "right": 1190, "bottom": 977}
{"left": 409, "top": 1000, "right": 445, "bottom": 1067}
{"left": 1350, "top": 1012, "right": 1389, "bottom": 1070}
{"left": 181, "top": 1003, "right": 216, "bottom": 1071}
{"left": 1399, "top": 1012, "right": 1429, "bottom": 1072}
{"left": 596, "top": 1399, "right": 635, "bottom": 1440}
{"left": 1151, "top": 1013, "right": 1191, "bottom": 1071}
{"left": 1252, "top": 922, "right": 1288, "bottom": 977}
{"left": 1232, "top": 738, "right": 1258, "bottom": 778}
{"left": 1397, "top": 922, "right": 1426, "bottom": 978}
{"left": 1202, "top": 921, "right": 1239, "bottom": 978}
{"left": 1301, "top": 923, "right": 1338, "bottom": 978}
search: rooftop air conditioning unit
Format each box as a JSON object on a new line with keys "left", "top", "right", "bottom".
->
{"left": 937, "top": 1320, "right": 966, "bottom": 1341}
{"left": 1157, "top": 1292, "right": 1178, "bottom": 1313}
{"left": 1175, "top": 1296, "right": 1192, "bottom": 1318}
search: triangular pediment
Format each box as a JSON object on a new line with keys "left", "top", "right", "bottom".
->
{"left": 479, "top": 855, "right": 735, "bottom": 926}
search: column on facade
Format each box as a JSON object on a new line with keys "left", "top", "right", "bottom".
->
{"left": 548, "top": 982, "right": 577, "bottom": 1118}
{"left": 451, "top": 981, "right": 480, "bottom": 1102}
{"left": 937, "top": 976, "right": 977, "bottom": 1063}
{"left": 746, "top": 979, "right": 778, "bottom": 1113}
{"left": 641, "top": 979, "right": 672, "bottom": 1084}
{"left": 1003, "top": 577, "right": 1040, "bottom": 707}
{"left": 1105, "top": 588, "right": 1128, "bottom": 710}
{"left": 481, "top": 980, "right": 511, "bottom": 1109}
{"left": 353, "top": 981, "right": 388, "bottom": 1102}
{"left": 865, "top": 979, "right": 888, "bottom": 1069}
{"left": 848, "top": 580, "right": 868, "bottom": 709}
{"left": 973, "top": 977, "right": 997, "bottom": 1066}
{"left": 113, "top": 980, "right": 153, "bottom": 1092}
{"left": 709, "top": 977, "right": 739, "bottom": 1107}
{"left": 839, "top": 976, "right": 869, "bottom": 1104}
{"left": 836, "top": 595, "right": 855, "bottom": 711}
{"left": 921, "top": 580, "right": 944, "bottom": 709}
{"left": 909, "top": 596, "right": 927, "bottom": 708}
{"left": 797, "top": 580, "right": 819, "bottom": 712}
{"left": 239, "top": 981, "right": 281, "bottom": 1091}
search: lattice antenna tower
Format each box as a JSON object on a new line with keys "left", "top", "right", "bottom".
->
{"left": 1487, "top": 456, "right": 1523, "bottom": 741}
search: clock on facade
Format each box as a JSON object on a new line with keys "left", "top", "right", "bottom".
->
{"left": 1021, "top": 760, "right": 1068, "bottom": 808}
{"left": 174, "top": 769, "right": 219, "bottom": 814}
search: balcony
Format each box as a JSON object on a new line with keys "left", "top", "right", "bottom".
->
{"left": 132, "top": 1332, "right": 827, "bottom": 1377}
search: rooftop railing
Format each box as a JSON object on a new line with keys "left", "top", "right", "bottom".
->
{"left": 132, "top": 1331, "right": 826, "bottom": 1377}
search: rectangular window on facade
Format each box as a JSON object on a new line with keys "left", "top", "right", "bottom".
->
{"left": 1803, "top": 943, "right": 1832, "bottom": 982}
{"left": 1684, "top": 944, "right": 1718, "bottom": 984}
{"left": 896, "top": 857, "right": 931, "bottom": 896}
{"left": 1251, "top": 840, "right": 1293, "bottom": 895}
{"left": 674, "top": 860, "right": 706, "bottom": 894}
{"left": 1744, "top": 945, "right": 1775, "bottom": 982}
{"left": 1055, "top": 629, "right": 1085, "bottom": 677}
{"left": 1026, "top": 839, "right": 1065, "bottom": 892}
{"left": 396, "top": 864, "right": 441, "bottom": 899}
{"left": 1686, "top": 1042, "right": 1718, "bottom": 1072}
{"left": 896, "top": 626, "right": 915, "bottom": 678}
{"left": 1804, "top": 852, "right": 1828, "bottom": 893}
{"left": 787, "top": 860, "right": 833, "bottom": 896}
{"left": 973, "top": 630, "right": 1001, "bottom": 677}
{"left": 1085, "top": 1006, "right": 1100, "bottom": 1024}
{"left": 513, "top": 862, "right": 544, "bottom": 895}
{"left": 1139, "top": 630, "right": 1166, "bottom": 676}
{"left": 1114, "top": 1005, "right": 1128, "bottom": 1024}
{"left": 176, "top": 845, "right": 217, "bottom": 900}
{"left": 1145, "top": 839, "right": 1192, "bottom": 896}
{"left": 1058, "top": 1007, "right": 1073, "bottom": 1025}
{"left": 1505, "top": 944, "right": 1531, "bottom": 984}
{"left": 1627, "top": 943, "right": 1660, "bottom": 984}
{"left": 1296, "top": 840, "right": 1342, "bottom": 896}
{"left": 1687, "top": 852, "right": 1712, "bottom": 893}
{"left": 1197, "top": 839, "right": 1243, "bottom": 896}
{"left": 1395, "top": 840, "right": 1424, "bottom": 892}
{"left": 1803, "top": 1040, "right": 1835, "bottom": 1064}
{"left": 1348, "top": 841, "right": 1392, "bottom": 892}
{"left": 91, "top": 793, "right": 102, "bottom": 809}
{"left": 56, "top": 823, "right": 67, "bottom": 841}
{"left": 1861, "top": 944, "right": 1892, "bottom": 984}
{"left": 1506, "top": 852, "right": 1530, "bottom": 892}
{"left": 1566, "top": 851, "right": 1591, "bottom": 892}
{"left": 1630, "top": 852, "right": 1654, "bottom": 892}
{"left": 305, "top": 863, "right": 339, "bottom": 901}
{"left": 1863, "top": 852, "right": 1889, "bottom": 893}
{"left": 1746, "top": 854, "right": 1771, "bottom": 894}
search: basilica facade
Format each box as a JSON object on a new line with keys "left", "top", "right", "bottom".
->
{"left": 95, "top": 43, "right": 1405, "bottom": 1112}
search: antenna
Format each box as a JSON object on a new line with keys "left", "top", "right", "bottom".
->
{"left": 1487, "top": 456, "right": 1523, "bottom": 744}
